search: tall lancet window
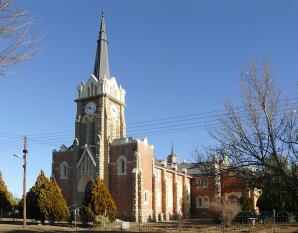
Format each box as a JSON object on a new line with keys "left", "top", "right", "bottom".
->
{"left": 94, "top": 85, "right": 98, "bottom": 95}
{"left": 81, "top": 124, "right": 87, "bottom": 145}
{"left": 89, "top": 122, "right": 96, "bottom": 145}
{"left": 82, "top": 115, "right": 97, "bottom": 146}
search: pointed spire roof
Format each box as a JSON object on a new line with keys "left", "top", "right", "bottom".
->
{"left": 167, "top": 142, "right": 178, "bottom": 165}
{"left": 93, "top": 12, "right": 110, "bottom": 80}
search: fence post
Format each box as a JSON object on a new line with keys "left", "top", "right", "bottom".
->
{"left": 273, "top": 209, "right": 276, "bottom": 233}
{"left": 74, "top": 209, "right": 77, "bottom": 229}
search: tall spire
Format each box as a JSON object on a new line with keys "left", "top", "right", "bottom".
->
{"left": 93, "top": 12, "right": 110, "bottom": 80}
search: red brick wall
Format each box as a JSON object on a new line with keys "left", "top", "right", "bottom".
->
{"left": 52, "top": 150, "right": 74, "bottom": 207}
{"left": 190, "top": 176, "right": 216, "bottom": 217}
{"left": 138, "top": 142, "right": 154, "bottom": 213}
{"left": 153, "top": 167, "right": 162, "bottom": 214}
{"left": 109, "top": 142, "right": 137, "bottom": 219}
{"left": 221, "top": 175, "right": 246, "bottom": 195}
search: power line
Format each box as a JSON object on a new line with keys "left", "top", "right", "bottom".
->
{"left": 0, "top": 97, "right": 296, "bottom": 148}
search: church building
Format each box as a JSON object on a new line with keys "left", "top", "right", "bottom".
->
{"left": 51, "top": 13, "right": 260, "bottom": 222}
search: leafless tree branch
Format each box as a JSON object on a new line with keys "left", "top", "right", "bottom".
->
{"left": 0, "top": 0, "right": 39, "bottom": 77}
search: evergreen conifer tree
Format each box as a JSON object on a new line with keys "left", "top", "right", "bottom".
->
{"left": 26, "top": 170, "right": 48, "bottom": 221}
{"left": 80, "top": 178, "right": 117, "bottom": 223}
{"left": 90, "top": 178, "right": 117, "bottom": 221}
{"left": 0, "top": 172, "right": 13, "bottom": 214}
{"left": 26, "top": 170, "right": 69, "bottom": 223}
{"left": 38, "top": 178, "right": 69, "bottom": 222}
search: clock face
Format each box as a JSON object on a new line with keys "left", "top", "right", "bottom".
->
{"left": 110, "top": 104, "right": 118, "bottom": 119}
{"left": 85, "top": 102, "right": 96, "bottom": 115}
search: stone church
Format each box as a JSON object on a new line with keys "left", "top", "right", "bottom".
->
{"left": 52, "top": 13, "right": 260, "bottom": 222}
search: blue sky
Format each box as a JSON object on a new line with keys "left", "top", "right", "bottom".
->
{"left": 0, "top": 0, "right": 297, "bottom": 198}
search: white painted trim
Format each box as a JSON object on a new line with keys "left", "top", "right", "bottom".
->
{"left": 76, "top": 146, "right": 96, "bottom": 168}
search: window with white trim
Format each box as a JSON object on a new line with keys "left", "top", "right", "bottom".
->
{"left": 196, "top": 196, "right": 210, "bottom": 208}
{"left": 154, "top": 169, "right": 160, "bottom": 181}
{"left": 60, "top": 161, "right": 68, "bottom": 179}
{"left": 196, "top": 178, "right": 208, "bottom": 188}
{"left": 117, "top": 156, "right": 127, "bottom": 175}
{"left": 196, "top": 197, "right": 202, "bottom": 208}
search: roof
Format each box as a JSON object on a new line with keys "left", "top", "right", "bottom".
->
{"left": 93, "top": 12, "right": 110, "bottom": 80}
{"left": 154, "top": 159, "right": 214, "bottom": 176}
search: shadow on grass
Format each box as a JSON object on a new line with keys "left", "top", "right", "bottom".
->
{"left": 0, "top": 222, "right": 163, "bottom": 233}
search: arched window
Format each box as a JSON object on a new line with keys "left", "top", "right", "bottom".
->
{"left": 204, "top": 196, "right": 209, "bottom": 207}
{"left": 89, "top": 122, "right": 96, "bottom": 145}
{"left": 196, "top": 196, "right": 209, "bottom": 208}
{"left": 60, "top": 161, "right": 68, "bottom": 179}
{"left": 91, "top": 83, "right": 94, "bottom": 95}
{"left": 82, "top": 115, "right": 97, "bottom": 146}
{"left": 81, "top": 123, "right": 87, "bottom": 145}
{"left": 196, "top": 197, "right": 202, "bottom": 208}
{"left": 94, "top": 85, "right": 98, "bottom": 94}
{"left": 87, "top": 87, "right": 90, "bottom": 96}
{"left": 117, "top": 156, "right": 127, "bottom": 175}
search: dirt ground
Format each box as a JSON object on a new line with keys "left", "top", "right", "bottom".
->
{"left": 0, "top": 223, "right": 298, "bottom": 233}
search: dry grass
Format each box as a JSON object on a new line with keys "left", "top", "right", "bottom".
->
{"left": 0, "top": 223, "right": 298, "bottom": 233}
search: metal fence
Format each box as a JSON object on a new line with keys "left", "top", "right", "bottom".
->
{"left": 1, "top": 217, "right": 298, "bottom": 232}
{"left": 86, "top": 221, "right": 298, "bottom": 233}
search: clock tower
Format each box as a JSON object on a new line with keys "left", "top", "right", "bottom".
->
{"left": 73, "top": 13, "right": 126, "bottom": 203}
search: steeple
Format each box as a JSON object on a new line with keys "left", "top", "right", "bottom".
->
{"left": 167, "top": 142, "right": 178, "bottom": 165}
{"left": 93, "top": 12, "right": 110, "bottom": 80}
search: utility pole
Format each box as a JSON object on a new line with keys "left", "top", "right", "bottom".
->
{"left": 23, "top": 136, "right": 28, "bottom": 228}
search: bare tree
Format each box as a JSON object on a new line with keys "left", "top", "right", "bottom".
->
{"left": 210, "top": 200, "right": 241, "bottom": 227}
{"left": 194, "top": 60, "right": 298, "bottom": 208}
{"left": 0, "top": 0, "right": 38, "bottom": 77}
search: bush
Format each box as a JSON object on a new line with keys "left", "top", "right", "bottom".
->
{"left": 94, "top": 215, "right": 110, "bottom": 226}
{"left": 210, "top": 200, "right": 241, "bottom": 226}
{"left": 80, "top": 178, "right": 117, "bottom": 224}
{"left": 80, "top": 203, "right": 94, "bottom": 224}
{"left": 239, "top": 196, "right": 253, "bottom": 212}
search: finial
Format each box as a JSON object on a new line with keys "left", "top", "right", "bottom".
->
{"left": 102, "top": 11, "right": 105, "bottom": 17}
{"left": 171, "top": 142, "right": 174, "bottom": 155}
